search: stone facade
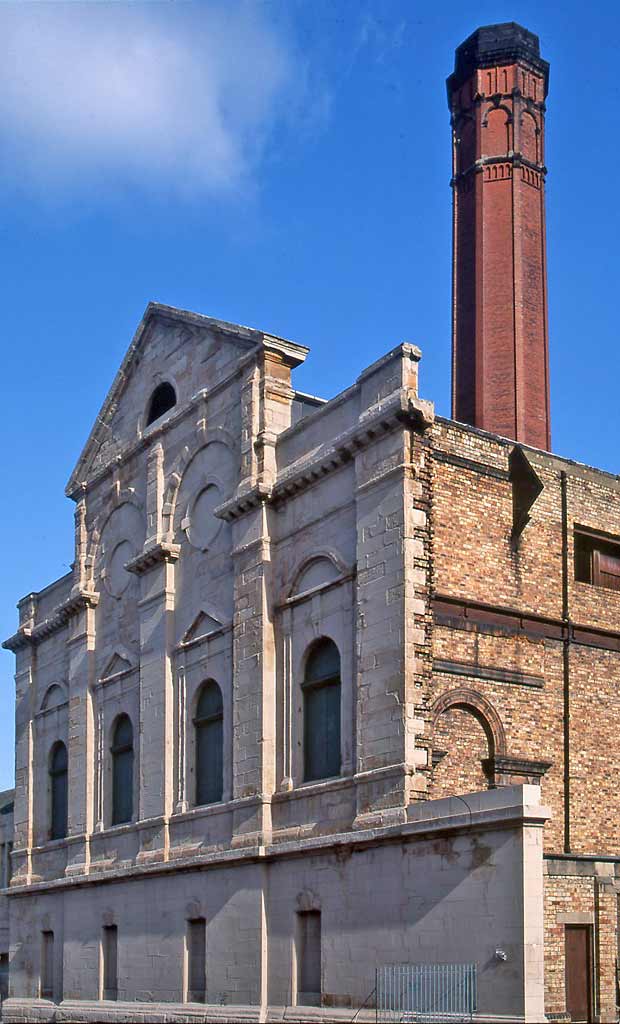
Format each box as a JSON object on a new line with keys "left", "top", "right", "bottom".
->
{"left": 0, "top": 791, "right": 14, "bottom": 1003}
{"left": 0, "top": 302, "right": 554, "bottom": 1023}
{"left": 3, "top": 297, "right": 620, "bottom": 1021}
{"left": 3, "top": 19, "right": 620, "bottom": 1024}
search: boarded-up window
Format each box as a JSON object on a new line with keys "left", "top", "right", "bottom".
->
{"left": 194, "top": 681, "right": 224, "bottom": 806}
{"left": 50, "top": 741, "right": 68, "bottom": 840}
{"left": 575, "top": 529, "right": 620, "bottom": 592}
{"left": 297, "top": 911, "right": 321, "bottom": 1006}
{"left": 41, "top": 931, "right": 54, "bottom": 1000}
{"left": 303, "top": 639, "right": 341, "bottom": 782}
{"left": 102, "top": 925, "right": 118, "bottom": 1000}
{"left": 187, "top": 918, "right": 206, "bottom": 1003}
{"left": 111, "top": 716, "right": 134, "bottom": 826}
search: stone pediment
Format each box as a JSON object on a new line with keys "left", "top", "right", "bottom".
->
{"left": 99, "top": 649, "right": 134, "bottom": 684}
{"left": 65, "top": 303, "right": 267, "bottom": 499}
{"left": 180, "top": 608, "right": 227, "bottom": 646}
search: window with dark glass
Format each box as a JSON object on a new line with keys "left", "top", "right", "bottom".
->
{"left": 303, "top": 639, "right": 341, "bottom": 782}
{"left": 0, "top": 952, "right": 8, "bottom": 1002}
{"left": 575, "top": 527, "right": 620, "bottom": 591}
{"left": 49, "top": 741, "right": 68, "bottom": 840}
{"left": 41, "top": 930, "right": 54, "bottom": 1000}
{"left": 111, "top": 715, "right": 134, "bottom": 826}
{"left": 194, "top": 681, "right": 223, "bottom": 806}
{"left": 102, "top": 925, "right": 118, "bottom": 1000}
{"left": 187, "top": 918, "right": 207, "bottom": 1003}
{"left": 146, "top": 381, "right": 176, "bottom": 426}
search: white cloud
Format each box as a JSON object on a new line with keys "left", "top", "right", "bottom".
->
{"left": 0, "top": 1, "right": 304, "bottom": 196}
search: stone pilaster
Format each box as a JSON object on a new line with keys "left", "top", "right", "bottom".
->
{"left": 224, "top": 340, "right": 306, "bottom": 847}
{"left": 7, "top": 598, "right": 36, "bottom": 885}
{"left": 353, "top": 345, "right": 432, "bottom": 827}
{"left": 126, "top": 542, "right": 179, "bottom": 864}
{"left": 65, "top": 592, "right": 98, "bottom": 877}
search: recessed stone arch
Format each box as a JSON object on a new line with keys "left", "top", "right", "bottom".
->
{"left": 88, "top": 493, "right": 143, "bottom": 581}
{"left": 288, "top": 549, "right": 350, "bottom": 600}
{"left": 162, "top": 427, "right": 237, "bottom": 538}
{"left": 40, "top": 682, "right": 69, "bottom": 713}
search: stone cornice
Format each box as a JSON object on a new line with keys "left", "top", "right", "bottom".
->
{"left": 216, "top": 389, "right": 434, "bottom": 522}
{"left": 2, "top": 590, "right": 99, "bottom": 651}
{"left": 215, "top": 483, "right": 273, "bottom": 523}
{"left": 273, "top": 390, "right": 433, "bottom": 503}
{"left": 125, "top": 541, "right": 180, "bottom": 575}
{"left": 487, "top": 755, "right": 553, "bottom": 779}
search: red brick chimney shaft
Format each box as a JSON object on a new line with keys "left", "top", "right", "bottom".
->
{"left": 448, "top": 23, "right": 551, "bottom": 450}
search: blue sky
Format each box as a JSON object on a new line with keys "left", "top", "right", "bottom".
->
{"left": 0, "top": 0, "right": 618, "bottom": 790}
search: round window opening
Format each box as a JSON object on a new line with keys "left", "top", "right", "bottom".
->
{"left": 105, "top": 540, "right": 134, "bottom": 597}
{"left": 185, "top": 484, "right": 222, "bottom": 551}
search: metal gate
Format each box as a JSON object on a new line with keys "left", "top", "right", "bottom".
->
{"left": 376, "top": 963, "right": 477, "bottom": 1023}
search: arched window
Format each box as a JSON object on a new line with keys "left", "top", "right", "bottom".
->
{"left": 49, "top": 741, "right": 68, "bottom": 840}
{"left": 303, "top": 639, "right": 341, "bottom": 782}
{"left": 194, "top": 681, "right": 224, "bottom": 806}
{"left": 146, "top": 381, "right": 176, "bottom": 426}
{"left": 111, "top": 715, "right": 134, "bottom": 826}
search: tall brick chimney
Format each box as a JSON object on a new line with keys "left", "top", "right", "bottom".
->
{"left": 448, "top": 23, "right": 551, "bottom": 450}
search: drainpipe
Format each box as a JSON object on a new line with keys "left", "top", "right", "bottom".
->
{"left": 561, "top": 471, "right": 571, "bottom": 854}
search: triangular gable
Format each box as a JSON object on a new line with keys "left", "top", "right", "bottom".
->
{"left": 64, "top": 303, "right": 275, "bottom": 499}
{"left": 99, "top": 650, "right": 134, "bottom": 683}
{"left": 180, "top": 608, "right": 226, "bottom": 646}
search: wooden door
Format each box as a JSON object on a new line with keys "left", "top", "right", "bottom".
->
{"left": 565, "top": 925, "right": 592, "bottom": 1022}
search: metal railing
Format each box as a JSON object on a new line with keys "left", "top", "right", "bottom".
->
{"left": 376, "top": 963, "right": 477, "bottom": 1023}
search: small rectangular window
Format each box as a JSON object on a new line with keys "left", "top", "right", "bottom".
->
{"left": 297, "top": 910, "right": 321, "bottom": 1007}
{"left": 102, "top": 925, "right": 118, "bottom": 1001}
{"left": 575, "top": 528, "right": 620, "bottom": 591}
{"left": 41, "top": 931, "right": 54, "bottom": 1000}
{"left": 187, "top": 918, "right": 206, "bottom": 1003}
{"left": 6, "top": 843, "right": 12, "bottom": 887}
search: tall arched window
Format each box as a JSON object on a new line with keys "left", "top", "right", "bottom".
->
{"left": 49, "top": 741, "right": 68, "bottom": 840}
{"left": 194, "top": 681, "right": 223, "bottom": 806}
{"left": 111, "top": 715, "right": 134, "bottom": 826}
{"left": 146, "top": 381, "right": 176, "bottom": 426}
{"left": 303, "top": 639, "right": 341, "bottom": 782}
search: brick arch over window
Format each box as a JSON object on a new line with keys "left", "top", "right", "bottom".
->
{"left": 481, "top": 104, "right": 512, "bottom": 156}
{"left": 431, "top": 688, "right": 506, "bottom": 756}
{"left": 520, "top": 109, "right": 539, "bottom": 163}
{"left": 430, "top": 688, "right": 506, "bottom": 799}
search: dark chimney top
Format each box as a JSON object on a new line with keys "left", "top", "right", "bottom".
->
{"left": 447, "top": 22, "right": 549, "bottom": 98}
